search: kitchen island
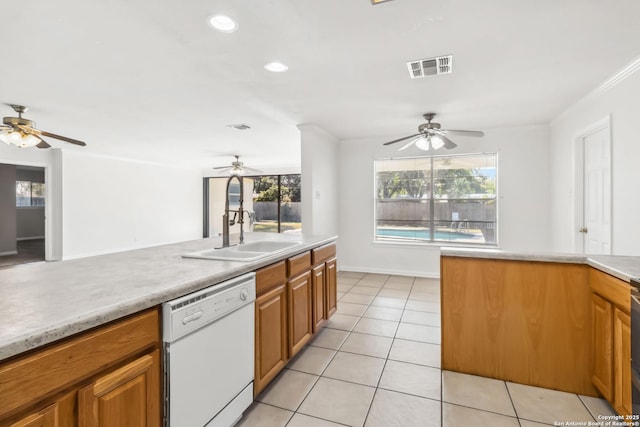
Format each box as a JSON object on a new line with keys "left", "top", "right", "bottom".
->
{"left": 0, "top": 232, "right": 337, "bottom": 425}
{"left": 441, "top": 248, "right": 640, "bottom": 417}
{"left": 0, "top": 232, "right": 336, "bottom": 361}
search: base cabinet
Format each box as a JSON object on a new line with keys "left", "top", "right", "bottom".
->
{"left": 288, "top": 271, "right": 313, "bottom": 356}
{"left": 613, "top": 308, "right": 632, "bottom": 415}
{"left": 78, "top": 351, "right": 160, "bottom": 427}
{"left": 311, "top": 265, "right": 327, "bottom": 332}
{"left": 0, "top": 309, "right": 161, "bottom": 427}
{"left": 325, "top": 257, "right": 337, "bottom": 318}
{"left": 590, "top": 269, "right": 632, "bottom": 416}
{"left": 254, "top": 243, "right": 338, "bottom": 397}
{"left": 591, "top": 293, "right": 613, "bottom": 401}
{"left": 254, "top": 282, "right": 288, "bottom": 394}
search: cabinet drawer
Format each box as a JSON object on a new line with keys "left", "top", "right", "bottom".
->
{"left": 0, "top": 308, "right": 159, "bottom": 420}
{"left": 287, "top": 252, "right": 311, "bottom": 278}
{"left": 590, "top": 268, "right": 630, "bottom": 313}
{"left": 256, "top": 261, "right": 286, "bottom": 294}
{"left": 312, "top": 243, "right": 336, "bottom": 265}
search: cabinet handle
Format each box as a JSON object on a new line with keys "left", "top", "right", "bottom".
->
{"left": 578, "top": 227, "right": 589, "bottom": 233}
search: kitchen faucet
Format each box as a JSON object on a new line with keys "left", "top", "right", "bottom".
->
{"left": 222, "top": 174, "right": 245, "bottom": 247}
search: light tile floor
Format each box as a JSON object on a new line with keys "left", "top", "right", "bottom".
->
{"left": 238, "top": 272, "right": 617, "bottom": 427}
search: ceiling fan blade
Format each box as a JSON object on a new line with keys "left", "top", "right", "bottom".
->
{"left": 242, "top": 167, "right": 263, "bottom": 174}
{"left": 40, "top": 130, "right": 87, "bottom": 146}
{"left": 383, "top": 133, "right": 422, "bottom": 146}
{"left": 213, "top": 166, "right": 232, "bottom": 170}
{"left": 441, "top": 135, "right": 457, "bottom": 150}
{"left": 398, "top": 137, "right": 419, "bottom": 151}
{"left": 443, "top": 129, "right": 485, "bottom": 137}
{"left": 35, "top": 137, "right": 51, "bottom": 149}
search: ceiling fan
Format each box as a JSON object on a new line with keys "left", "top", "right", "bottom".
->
{"left": 213, "top": 155, "right": 262, "bottom": 175}
{"left": 383, "top": 113, "right": 484, "bottom": 151}
{"left": 0, "top": 104, "right": 87, "bottom": 149}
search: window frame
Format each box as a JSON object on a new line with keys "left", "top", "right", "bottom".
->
{"left": 373, "top": 153, "right": 498, "bottom": 247}
{"left": 16, "top": 180, "right": 46, "bottom": 207}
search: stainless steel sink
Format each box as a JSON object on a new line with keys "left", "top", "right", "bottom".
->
{"left": 183, "top": 240, "right": 301, "bottom": 262}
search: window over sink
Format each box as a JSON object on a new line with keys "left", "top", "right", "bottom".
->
{"left": 374, "top": 153, "right": 497, "bottom": 246}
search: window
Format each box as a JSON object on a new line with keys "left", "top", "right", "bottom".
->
{"left": 374, "top": 153, "right": 497, "bottom": 245}
{"left": 207, "top": 174, "right": 302, "bottom": 236}
{"left": 252, "top": 174, "right": 301, "bottom": 233}
{"left": 16, "top": 181, "right": 45, "bottom": 207}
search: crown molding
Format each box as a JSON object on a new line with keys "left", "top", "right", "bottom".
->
{"left": 552, "top": 55, "right": 640, "bottom": 126}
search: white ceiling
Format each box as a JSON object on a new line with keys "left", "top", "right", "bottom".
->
{"left": 1, "top": 0, "right": 639, "bottom": 170}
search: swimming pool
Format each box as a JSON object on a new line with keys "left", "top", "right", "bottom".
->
{"left": 376, "top": 227, "right": 482, "bottom": 241}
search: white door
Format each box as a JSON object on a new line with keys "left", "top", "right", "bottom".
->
{"left": 581, "top": 125, "right": 611, "bottom": 254}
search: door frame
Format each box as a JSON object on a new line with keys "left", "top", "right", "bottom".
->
{"left": 0, "top": 159, "right": 53, "bottom": 261}
{"left": 573, "top": 115, "right": 612, "bottom": 253}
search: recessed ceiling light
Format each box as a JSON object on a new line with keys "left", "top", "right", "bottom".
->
{"left": 208, "top": 14, "right": 238, "bottom": 33}
{"left": 264, "top": 62, "right": 288, "bottom": 73}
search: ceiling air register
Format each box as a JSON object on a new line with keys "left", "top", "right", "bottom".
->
{"left": 407, "top": 55, "right": 453, "bottom": 79}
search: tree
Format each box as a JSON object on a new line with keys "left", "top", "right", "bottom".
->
{"left": 377, "top": 170, "right": 429, "bottom": 199}
{"left": 434, "top": 168, "right": 495, "bottom": 198}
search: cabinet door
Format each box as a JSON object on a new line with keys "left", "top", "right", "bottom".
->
{"left": 592, "top": 293, "right": 613, "bottom": 401}
{"left": 288, "top": 271, "right": 313, "bottom": 358}
{"left": 78, "top": 351, "right": 160, "bottom": 427}
{"left": 254, "top": 283, "right": 288, "bottom": 396}
{"left": 9, "top": 404, "right": 57, "bottom": 427}
{"left": 325, "top": 258, "right": 337, "bottom": 319}
{"left": 613, "top": 308, "right": 632, "bottom": 416}
{"left": 311, "top": 264, "right": 327, "bottom": 332}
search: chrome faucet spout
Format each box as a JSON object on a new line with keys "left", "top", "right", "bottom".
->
{"left": 222, "top": 174, "right": 245, "bottom": 247}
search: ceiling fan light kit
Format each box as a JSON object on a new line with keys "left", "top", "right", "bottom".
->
{"left": 0, "top": 105, "right": 87, "bottom": 149}
{"left": 383, "top": 112, "right": 484, "bottom": 152}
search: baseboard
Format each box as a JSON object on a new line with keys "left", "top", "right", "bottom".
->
{"left": 0, "top": 250, "right": 18, "bottom": 257}
{"left": 338, "top": 264, "right": 440, "bottom": 279}
{"left": 17, "top": 236, "right": 45, "bottom": 241}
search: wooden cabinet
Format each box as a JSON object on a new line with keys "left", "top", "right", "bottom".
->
{"left": 311, "top": 243, "right": 338, "bottom": 326}
{"left": 440, "top": 257, "right": 594, "bottom": 396}
{"left": 288, "top": 271, "right": 313, "bottom": 356}
{"left": 613, "top": 308, "right": 632, "bottom": 415}
{"left": 254, "top": 282, "right": 288, "bottom": 395}
{"left": 311, "top": 264, "right": 327, "bottom": 331}
{"left": 325, "top": 257, "right": 337, "bottom": 318}
{"left": 591, "top": 293, "right": 613, "bottom": 401}
{"left": 0, "top": 309, "right": 161, "bottom": 427}
{"left": 589, "top": 268, "right": 632, "bottom": 416}
{"left": 254, "top": 243, "right": 338, "bottom": 396}
{"left": 78, "top": 351, "right": 160, "bottom": 427}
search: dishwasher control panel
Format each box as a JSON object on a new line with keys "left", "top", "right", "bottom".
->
{"left": 162, "top": 272, "right": 256, "bottom": 342}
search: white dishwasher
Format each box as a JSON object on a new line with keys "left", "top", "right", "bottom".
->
{"left": 163, "top": 272, "right": 256, "bottom": 427}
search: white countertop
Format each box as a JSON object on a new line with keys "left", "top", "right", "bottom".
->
{"left": 0, "top": 233, "right": 337, "bottom": 361}
{"left": 441, "top": 247, "right": 640, "bottom": 282}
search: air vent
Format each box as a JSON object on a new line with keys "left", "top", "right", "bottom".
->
{"left": 407, "top": 55, "right": 453, "bottom": 79}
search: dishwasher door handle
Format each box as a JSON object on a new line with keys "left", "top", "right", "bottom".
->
{"left": 182, "top": 311, "right": 203, "bottom": 325}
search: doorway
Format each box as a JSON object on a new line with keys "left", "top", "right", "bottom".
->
{"left": 0, "top": 163, "right": 46, "bottom": 268}
{"left": 575, "top": 118, "right": 611, "bottom": 254}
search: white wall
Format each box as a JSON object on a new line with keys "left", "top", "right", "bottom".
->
{"left": 61, "top": 151, "right": 202, "bottom": 259}
{"left": 549, "top": 59, "right": 640, "bottom": 255}
{"left": 299, "top": 124, "right": 339, "bottom": 236}
{"left": 338, "top": 125, "right": 551, "bottom": 277}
